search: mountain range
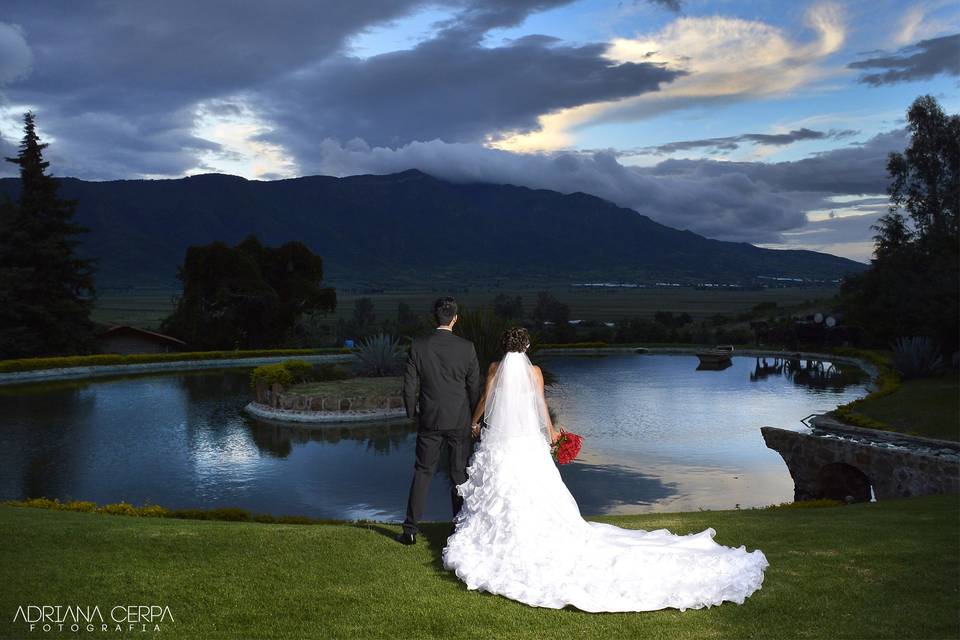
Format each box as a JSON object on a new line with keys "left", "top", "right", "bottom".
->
{"left": 0, "top": 169, "right": 868, "bottom": 289}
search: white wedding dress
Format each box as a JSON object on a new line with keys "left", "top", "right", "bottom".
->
{"left": 441, "top": 351, "right": 769, "bottom": 612}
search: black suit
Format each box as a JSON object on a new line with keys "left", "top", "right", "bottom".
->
{"left": 401, "top": 327, "right": 482, "bottom": 535}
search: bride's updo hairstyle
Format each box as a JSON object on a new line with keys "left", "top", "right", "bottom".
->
{"left": 501, "top": 326, "right": 531, "bottom": 353}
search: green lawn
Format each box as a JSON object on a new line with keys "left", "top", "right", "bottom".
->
{"left": 2, "top": 495, "right": 957, "bottom": 639}
{"left": 852, "top": 373, "right": 960, "bottom": 441}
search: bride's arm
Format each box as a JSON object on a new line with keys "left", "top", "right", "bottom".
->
{"left": 532, "top": 366, "right": 559, "bottom": 443}
{"left": 470, "top": 362, "right": 499, "bottom": 433}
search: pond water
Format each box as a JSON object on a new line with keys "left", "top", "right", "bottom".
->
{"left": 0, "top": 354, "right": 870, "bottom": 520}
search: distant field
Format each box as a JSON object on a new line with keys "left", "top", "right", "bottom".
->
{"left": 92, "top": 285, "right": 842, "bottom": 330}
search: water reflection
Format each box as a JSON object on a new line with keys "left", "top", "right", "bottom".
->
{"left": 540, "top": 354, "right": 871, "bottom": 513}
{"left": 749, "top": 355, "right": 868, "bottom": 391}
{"left": 0, "top": 354, "right": 871, "bottom": 519}
{"left": 248, "top": 420, "right": 415, "bottom": 458}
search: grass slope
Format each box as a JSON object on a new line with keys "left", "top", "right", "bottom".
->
{"left": 851, "top": 373, "right": 959, "bottom": 441}
{"left": 1, "top": 495, "right": 957, "bottom": 639}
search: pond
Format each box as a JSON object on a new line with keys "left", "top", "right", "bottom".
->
{"left": 0, "top": 353, "right": 870, "bottom": 520}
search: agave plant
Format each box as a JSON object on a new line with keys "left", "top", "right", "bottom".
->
{"left": 354, "top": 333, "right": 402, "bottom": 377}
{"left": 890, "top": 336, "right": 944, "bottom": 379}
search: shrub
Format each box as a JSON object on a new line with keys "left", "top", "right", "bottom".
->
{"left": 282, "top": 359, "right": 314, "bottom": 383}
{"left": 138, "top": 504, "right": 170, "bottom": 518}
{"left": 249, "top": 363, "right": 294, "bottom": 391}
{"left": 354, "top": 333, "right": 402, "bottom": 377}
{"left": 64, "top": 500, "right": 97, "bottom": 512}
{"left": 314, "top": 363, "right": 351, "bottom": 381}
{"left": 890, "top": 336, "right": 945, "bottom": 379}
{"left": 100, "top": 502, "right": 139, "bottom": 516}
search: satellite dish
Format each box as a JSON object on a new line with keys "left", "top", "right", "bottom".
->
{"left": 814, "top": 312, "right": 823, "bottom": 323}
{"left": 826, "top": 315, "right": 836, "bottom": 328}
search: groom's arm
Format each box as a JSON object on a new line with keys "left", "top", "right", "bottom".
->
{"left": 402, "top": 343, "right": 419, "bottom": 419}
{"left": 465, "top": 344, "right": 481, "bottom": 414}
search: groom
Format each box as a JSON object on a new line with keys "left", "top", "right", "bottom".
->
{"left": 395, "top": 296, "right": 482, "bottom": 545}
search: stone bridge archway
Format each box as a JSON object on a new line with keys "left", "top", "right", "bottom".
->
{"left": 761, "top": 425, "right": 959, "bottom": 503}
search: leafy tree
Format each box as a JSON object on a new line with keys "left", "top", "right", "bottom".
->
{"left": 531, "top": 291, "right": 574, "bottom": 342}
{"left": 653, "top": 311, "right": 692, "bottom": 328}
{"left": 492, "top": 293, "right": 524, "bottom": 320}
{"left": 336, "top": 296, "right": 378, "bottom": 343}
{"left": 532, "top": 291, "right": 569, "bottom": 326}
{"left": 352, "top": 297, "right": 376, "bottom": 329}
{"left": 886, "top": 95, "right": 959, "bottom": 250}
{"left": 615, "top": 317, "right": 670, "bottom": 343}
{"left": 0, "top": 111, "right": 98, "bottom": 358}
{"left": 160, "top": 234, "right": 335, "bottom": 349}
{"left": 394, "top": 301, "right": 426, "bottom": 340}
{"left": 839, "top": 95, "right": 959, "bottom": 356}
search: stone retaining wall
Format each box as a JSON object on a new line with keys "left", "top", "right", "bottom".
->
{"left": 243, "top": 401, "right": 409, "bottom": 424}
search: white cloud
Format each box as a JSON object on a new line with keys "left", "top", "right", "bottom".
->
{"left": 191, "top": 99, "right": 298, "bottom": 180}
{"left": 495, "top": 2, "right": 848, "bottom": 152}
{"left": 895, "top": 1, "right": 960, "bottom": 46}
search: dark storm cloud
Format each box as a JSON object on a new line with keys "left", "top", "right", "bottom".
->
{"left": 648, "top": 127, "right": 909, "bottom": 195}
{"left": 1, "top": 0, "right": 446, "bottom": 177}
{"left": 848, "top": 33, "right": 960, "bottom": 86}
{"left": 0, "top": 0, "right": 685, "bottom": 179}
{"left": 253, "top": 35, "right": 685, "bottom": 155}
{"left": 628, "top": 128, "right": 858, "bottom": 155}
{"left": 432, "top": 0, "right": 577, "bottom": 41}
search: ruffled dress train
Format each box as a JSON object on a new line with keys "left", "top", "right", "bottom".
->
{"left": 441, "top": 429, "right": 769, "bottom": 612}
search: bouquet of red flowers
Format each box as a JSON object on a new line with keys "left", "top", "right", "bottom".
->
{"left": 550, "top": 428, "right": 583, "bottom": 464}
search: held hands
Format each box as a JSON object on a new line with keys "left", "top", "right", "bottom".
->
{"left": 550, "top": 425, "right": 564, "bottom": 444}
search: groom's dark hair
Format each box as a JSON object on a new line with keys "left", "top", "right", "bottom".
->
{"left": 433, "top": 296, "right": 458, "bottom": 325}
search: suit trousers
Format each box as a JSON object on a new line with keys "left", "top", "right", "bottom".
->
{"left": 402, "top": 426, "right": 473, "bottom": 535}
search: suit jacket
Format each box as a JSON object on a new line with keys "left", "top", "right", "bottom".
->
{"left": 403, "top": 328, "right": 482, "bottom": 431}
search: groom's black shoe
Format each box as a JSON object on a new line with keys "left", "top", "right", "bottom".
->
{"left": 395, "top": 532, "right": 416, "bottom": 545}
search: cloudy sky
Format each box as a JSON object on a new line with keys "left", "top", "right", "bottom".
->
{"left": 1, "top": 0, "right": 958, "bottom": 262}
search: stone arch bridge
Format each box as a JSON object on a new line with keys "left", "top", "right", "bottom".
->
{"left": 761, "top": 415, "right": 959, "bottom": 503}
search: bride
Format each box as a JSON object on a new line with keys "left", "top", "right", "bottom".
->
{"left": 441, "top": 326, "right": 769, "bottom": 612}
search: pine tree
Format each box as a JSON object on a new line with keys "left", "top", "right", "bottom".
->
{"left": 0, "top": 111, "right": 98, "bottom": 358}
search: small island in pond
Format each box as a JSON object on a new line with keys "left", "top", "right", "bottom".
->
{"left": 244, "top": 359, "right": 407, "bottom": 424}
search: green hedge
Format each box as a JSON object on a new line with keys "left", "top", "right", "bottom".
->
{"left": 0, "top": 347, "right": 353, "bottom": 374}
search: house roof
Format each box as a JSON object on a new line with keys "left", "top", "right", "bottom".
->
{"left": 97, "top": 324, "right": 188, "bottom": 346}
